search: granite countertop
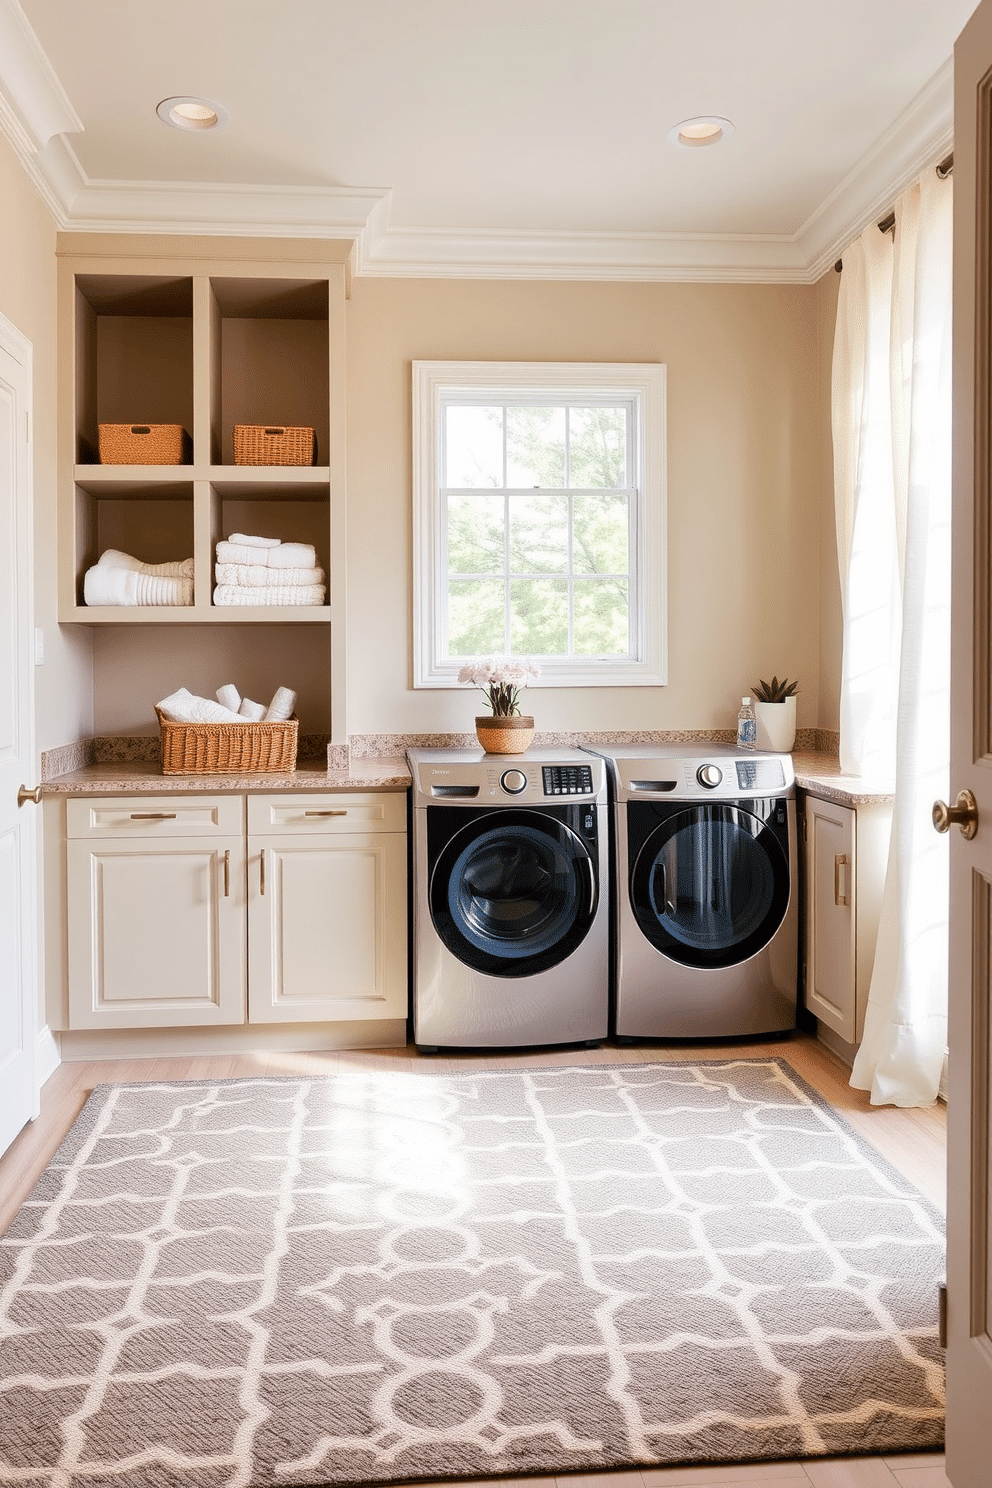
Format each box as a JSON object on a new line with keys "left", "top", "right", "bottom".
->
{"left": 42, "top": 757, "right": 412, "bottom": 795}
{"left": 791, "top": 751, "right": 895, "bottom": 807}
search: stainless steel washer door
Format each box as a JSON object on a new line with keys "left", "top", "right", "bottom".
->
{"left": 429, "top": 810, "right": 598, "bottom": 978}
{"left": 629, "top": 801, "right": 790, "bottom": 969}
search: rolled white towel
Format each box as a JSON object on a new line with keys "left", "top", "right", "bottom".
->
{"left": 213, "top": 582, "right": 326, "bottom": 606}
{"left": 238, "top": 698, "right": 267, "bottom": 721}
{"left": 264, "top": 686, "right": 297, "bottom": 722}
{"left": 157, "top": 688, "right": 243, "bottom": 724}
{"left": 229, "top": 533, "right": 280, "bottom": 549}
{"left": 215, "top": 540, "right": 317, "bottom": 569}
{"left": 214, "top": 562, "right": 325, "bottom": 588}
{"left": 216, "top": 683, "right": 242, "bottom": 712}
{"left": 84, "top": 566, "right": 193, "bottom": 607}
{"left": 97, "top": 548, "right": 194, "bottom": 579}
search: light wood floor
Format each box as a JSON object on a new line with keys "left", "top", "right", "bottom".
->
{"left": 0, "top": 1032, "right": 950, "bottom": 1488}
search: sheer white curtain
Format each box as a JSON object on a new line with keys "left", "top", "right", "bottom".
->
{"left": 832, "top": 169, "right": 953, "bottom": 1106}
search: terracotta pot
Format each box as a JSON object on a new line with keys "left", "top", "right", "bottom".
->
{"left": 475, "top": 714, "right": 535, "bottom": 755}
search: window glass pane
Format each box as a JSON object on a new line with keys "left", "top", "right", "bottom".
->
{"left": 448, "top": 579, "right": 506, "bottom": 655}
{"left": 445, "top": 406, "right": 503, "bottom": 488}
{"left": 568, "top": 406, "right": 627, "bottom": 489}
{"left": 506, "top": 406, "right": 566, "bottom": 489}
{"left": 510, "top": 578, "right": 568, "bottom": 654}
{"left": 509, "top": 494, "right": 568, "bottom": 575}
{"left": 572, "top": 491, "right": 629, "bottom": 575}
{"left": 573, "top": 578, "right": 630, "bottom": 655}
{"left": 447, "top": 494, "right": 505, "bottom": 575}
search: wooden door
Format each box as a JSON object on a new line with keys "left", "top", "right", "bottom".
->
{"left": 946, "top": 1, "right": 992, "bottom": 1477}
{"left": 0, "top": 319, "right": 38, "bottom": 1159}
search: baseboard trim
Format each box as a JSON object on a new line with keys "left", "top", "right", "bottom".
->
{"left": 35, "top": 1025, "right": 61, "bottom": 1093}
{"left": 56, "top": 1019, "right": 408, "bottom": 1062}
{"left": 815, "top": 1023, "right": 857, "bottom": 1069}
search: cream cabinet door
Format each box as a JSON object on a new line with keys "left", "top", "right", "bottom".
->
{"left": 804, "top": 796, "right": 858, "bottom": 1042}
{"left": 67, "top": 836, "right": 246, "bottom": 1028}
{"left": 247, "top": 831, "right": 407, "bottom": 1023}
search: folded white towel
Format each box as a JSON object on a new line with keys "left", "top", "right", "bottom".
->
{"left": 215, "top": 684, "right": 242, "bottom": 712}
{"left": 157, "top": 688, "right": 243, "bottom": 724}
{"left": 238, "top": 698, "right": 267, "bottom": 721}
{"left": 213, "top": 583, "right": 326, "bottom": 606}
{"left": 84, "top": 566, "right": 193, "bottom": 607}
{"left": 214, "top": 562, "right": 325, "bottom": 588}
{"left": 215, "top": 540, "right": 317, "bottom": 569}
{"left": 229, "top": 533, "right": 281, "bottom": 549}
{"left": 97, "top": 548, "right": 194, "bottom": 579}
{"left": 264, "top": 686, "right": 297, "bottom": 722}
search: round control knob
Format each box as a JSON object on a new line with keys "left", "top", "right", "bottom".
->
{"left": 697, "top": 763, "right": 723, "bottom": 789}
{"left": 501, "top": 768, "right": 528, "bottom": 794}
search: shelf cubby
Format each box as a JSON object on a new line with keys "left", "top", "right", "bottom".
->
{"left": 74, "top": 275, "right": 194, "bottom": 465}
{"left": 73, "top": 479, "right": 195, "bottom": 611}
{"left": 208, "top": 277, "right": 330, "bottom": 467}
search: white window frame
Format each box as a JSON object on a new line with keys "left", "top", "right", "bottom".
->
{"left": 412, "top": 360, "right": 667, "bottom": 687}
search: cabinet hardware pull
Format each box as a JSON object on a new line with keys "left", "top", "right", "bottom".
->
{"left": 260, "top": 848, "right": 266, "bottom": 896}
{"left": 223, "top": 849, "right": 230, "bottom": 897}
{"left": 304, "top": 810, "right": 347, "bottom": 817}
{"left": 834, "top": 853, "right": 850, "bottom": 908}
{"left": 130, "top": 812, "right": 178, "bottom": 820}
{"left": 17, "top": 784, "right": 42, "bottom": 807}
{"left": 933, "top": 788, "right": 978, "bottom": 840}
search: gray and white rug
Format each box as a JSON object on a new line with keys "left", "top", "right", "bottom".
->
{"left": 0, "top": 1058, "right": 945, "bottom": 1486}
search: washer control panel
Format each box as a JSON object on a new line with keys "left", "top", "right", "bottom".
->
{"left": 542, "top": 764, "right": 594, "bottom": 796}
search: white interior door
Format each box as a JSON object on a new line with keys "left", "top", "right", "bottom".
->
{"left": 0, "top": 317, "right": 38, "bottom": 1159}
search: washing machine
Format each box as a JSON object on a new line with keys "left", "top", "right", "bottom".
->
{"left": 407, "top": 747, "right": 609, "bottom": 1050}
{"left": 583, "top": 743, "right": 798, "bottom": 1039}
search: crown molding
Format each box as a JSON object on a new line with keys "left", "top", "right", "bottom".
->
{"left": 0, "top": 0, "right": 954, "bottom": 284}
{"left": 795, "top": 56, "right": 954, "bottom": 280}
{"left": 0, "top": 0, "right": 81, "bottom": 153}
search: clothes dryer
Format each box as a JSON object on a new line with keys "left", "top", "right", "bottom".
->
{"left": 408, "top": 747, "right": 609, "bottom": 1050}
{"left": 584, "top": 744, "right": 798, "bottom": 1039}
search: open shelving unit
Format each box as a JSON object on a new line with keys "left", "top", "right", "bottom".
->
{"left": 58, "top": 241, "right": 350, "bottom": 741}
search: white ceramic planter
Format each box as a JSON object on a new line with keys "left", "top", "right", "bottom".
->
{"left": 755, "top": 696, "right": 797, "bottom": 753}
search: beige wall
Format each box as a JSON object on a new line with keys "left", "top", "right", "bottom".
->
{"left": 815, "top": 267, "right": 842, "bottom": 731}
{"left": 0, "top": 136, "right": 92, "bottom": 757}
{"left": 347, "top": 276, "right": 829, "bottom": 736}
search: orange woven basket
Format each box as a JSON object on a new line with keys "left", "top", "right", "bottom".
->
{"left": 99, "top": 424, "right": 192, "bottom": 465}
{"left": 155, "top": 708, "right": 298, "bottom": 774}
{"left": 232, "top": 424, "right": 316, "bottom": 466}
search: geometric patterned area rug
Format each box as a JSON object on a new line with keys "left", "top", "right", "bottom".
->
{"left": 0, "top": 1058, "right": 945, "bottom": 1486}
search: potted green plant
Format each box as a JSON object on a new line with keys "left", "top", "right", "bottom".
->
{"left": 458, "top": 658, "right": 540, "bottom": 754}
{"left": 751, "top": 676, "right": 798, "bottom": 752}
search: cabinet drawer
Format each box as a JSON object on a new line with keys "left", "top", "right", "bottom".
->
{"left": 67, "top": 795, "right": 245, "bottom": 839}
{"left": 248, "top": 792, "right": 406, "bottom": 835}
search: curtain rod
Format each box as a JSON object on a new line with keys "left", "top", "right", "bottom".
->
{"left": 833, "top": 152, "right": 953, "bottom": 272}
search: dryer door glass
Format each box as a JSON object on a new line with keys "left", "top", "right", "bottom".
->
{"left": 430, "top": 812, "right": 597, "bottom": 977}
{"left": 630, "top": 803, "right": 790, "bottom": 968}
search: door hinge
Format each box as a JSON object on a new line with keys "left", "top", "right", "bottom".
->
{"left": 938, "top": 1281, "right": 947, "bottom": 1348}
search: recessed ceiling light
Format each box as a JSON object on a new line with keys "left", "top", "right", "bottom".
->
{"left": 156, "top": 96, "right": 229, "bottom": 131}
{"left": 668, "top": 116, "right": 735, "bottom": 148}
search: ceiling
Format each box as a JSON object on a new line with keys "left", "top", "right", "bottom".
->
{"left": 0, "top": 0, "right": 980, "bottom": 281}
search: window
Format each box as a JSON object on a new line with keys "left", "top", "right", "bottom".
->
{"left": 413, "top": 361, "right": 667, "bottom": 687}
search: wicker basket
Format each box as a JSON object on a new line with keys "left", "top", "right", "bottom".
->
{"left": 233, "top": 424, "right": 316, "bottom": 466}
{"left": 99, "top": 424, "right": 192, "bottom": 465}
{"left": 155, "top": 707, "right": 298, "bottom": 774}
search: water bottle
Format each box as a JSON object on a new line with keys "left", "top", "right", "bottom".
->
{"left": 737, "top": 695, "right": 756, "bottom": 751}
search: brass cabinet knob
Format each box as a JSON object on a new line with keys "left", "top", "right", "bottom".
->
{"left": 932, "top": 788, "right": 978, "bottom": 840}
{"left": 17, "top": 784, "right": 42, "bottom": 807}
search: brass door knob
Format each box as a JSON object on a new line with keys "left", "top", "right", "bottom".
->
{"left": 17, "top": 784, "right": 42, "bottom": 807}
{"left": 933, "top": 788, "right": 978, "bottom": 839}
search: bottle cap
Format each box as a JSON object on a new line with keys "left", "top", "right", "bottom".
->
{"left": 742, "top": 696, "right": 751, "bottom": 705}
